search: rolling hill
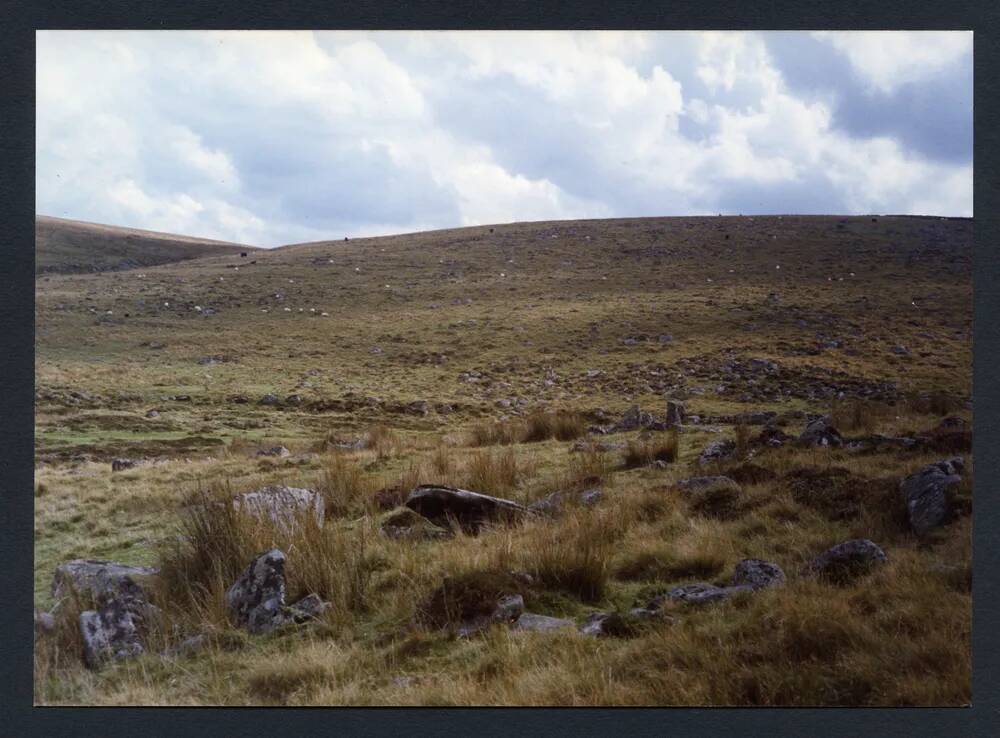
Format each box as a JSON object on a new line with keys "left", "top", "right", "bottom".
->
{"left": 33, "top": 214, "right": 972, "bottom": 706}
{"left": 35, "top": 215, "right": 257, "bottom": 275}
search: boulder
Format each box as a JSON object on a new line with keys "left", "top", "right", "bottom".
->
{"left": 287, "top": 593, "right": 330, "bottom": 623}
{"left": 799, "top": 416, "right": 843, "bottom": 447}
{"left": 618, "top": 405, "right": 655, "bottom": 431}
{"left": 665, "top": 400, "right": 686, "bottom": 427}
{"left": 899, "top": 458, "right": 963, "bottom": 535}
{"left": 404, "top": 485, "right": 531, "bottom": 533}
{"left": 698, "top": 439, "right": 737, "bottom": 466}
{"left": 79, "top": 577, "right": 155, "bottom": 669}
{"left": 233, "top": 485, "right": 325, "bottom": 530}
{"left": 258, "top": 393, "right": 280, "bottom": 406}
{"left": 224, "top": 549, "right": 289, "bottom": 634}
{"left": 512, "top": 612, "right": 575, "bottom": 633}
{"left": 808, "top": 539, "right": 887, "bottom": 583}
{"left": 730, "top": 559, "right": 786, "bottom": 590}
{"left": 224, "top": 550, "right": 327, "bottom": 635}
{"left": 111, "top": 458, "right": 138, "bottom": 472}
{"left": 754, "top": 426, "right": 792, "bottom": 448}
{"left": 52, "top": 559, "right": 159, "bottom": 602}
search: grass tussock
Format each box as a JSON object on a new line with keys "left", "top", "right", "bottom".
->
{"left": 830, "top": 398, "right": 891, "bottom": 433}
{"left": 468, "top": 410, "right": 586, "bottom": 447}
{"left": 365, "top": 425, "right": 400, "bottom": 459}
{"left": 615, "top": 543, "right": 727, "bottom": 583}
{"left": 514, "top": 510, "right": 621, "bottom": 602}
{"left": 156, "top": 486, "right": 374, "bottom": 634}
{"left": 463, "top": 448, "right": 528, "bottom": 496}
{"left": 469, "top": 420, "right": 523, "bottom": 447}
{"left": 622, "top": 431, "right": 678, "bottom": 469}
{"left": 320, "top": 454, "right": 375, "bottom": 518}
{"left": 521, "top": 410, "right": 587, "bottom": 443}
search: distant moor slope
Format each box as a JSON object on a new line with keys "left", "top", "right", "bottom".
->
{"left": 35, "top": 215, "right": 257, "bottom": 275}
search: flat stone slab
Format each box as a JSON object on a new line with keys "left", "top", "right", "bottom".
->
{"left": 512, "top": 612, "right": 575, "bottom": 632}
{"left": 405, "top": 485, "right": 531, "bottom": 533}
{"left": 52, "top": 560, "right": 159, "bottom": 602}
{"left": 233, "top": 485, "right": 325, "bottom": 530}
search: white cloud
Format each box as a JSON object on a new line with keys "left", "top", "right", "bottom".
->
{"left": 813, "top": 31, "right": 972, "bottom": 93}
{"left": 36, "top": 30, "right": 972, "bottom": 246}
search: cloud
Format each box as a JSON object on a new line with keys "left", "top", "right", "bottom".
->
{"left": 812, "top": 31, "right": 972, "bottom": 94}
{"left": 36, "top": 30, "right": 972, "bottom": 247}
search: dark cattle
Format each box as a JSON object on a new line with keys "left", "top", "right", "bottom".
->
{"left": 240, "top": 252, "right": 247, "bottom": 258}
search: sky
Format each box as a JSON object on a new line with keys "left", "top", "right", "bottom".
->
{"left": 36, "top": 31, "right": 973, "bottom": 247}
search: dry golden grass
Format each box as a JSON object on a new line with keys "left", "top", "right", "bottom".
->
{"left": 622, "top": 430, "right": 679, "bottom": 469}
{"left": 33, "top": 215, "right": 972, "bottom": 706}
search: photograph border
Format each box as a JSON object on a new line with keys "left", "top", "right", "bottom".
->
{"left": 2, "top": 1, "right": 996, "bottom": 734}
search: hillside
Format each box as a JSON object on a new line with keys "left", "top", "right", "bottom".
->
{"left": 35, "top": 215, "right": 256, "bottom": 275}
{"left": 33, "top": 215, "right": 972, "bottom": 706}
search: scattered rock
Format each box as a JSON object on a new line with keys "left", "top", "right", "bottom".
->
{"left": 579, "top": 611, "right": 640, "bottom": 637}
{"left": 698, "top": 439, "right": 737, "bottom": 466}
{"left": 225, "top": 550, "right": 289, "bottom": 634}
{"left": 512, "top": 612, "right": 575, "bottom": 633}
{"left": 617, "top": 405, "right": 657, "bottom": 431}
{"left": 404, "top": 485, "right": 532, "bottom": 534}
{"left": 256, "top": 446, "right": 291, "bottom": 458}
{"left": 111, "top": 458, "right": 138, "bottom": 472}
{"left": 457, "top": 594, "right": 524, "bottom": 638}
{"left": 651, "top": 582, "right": 747, "bottom": 608}
{"left": 799, "top": 416, "right": 843, "bottom": 447}
{"left": 730, "top": 559, "right": 786, "bottom": 590}
{"left": 52, "top": 560, "right": 159, "bottom": 602}
{"left": 379, "top": 507, "right": 453, "bottom": 540}
{"left": 807, "top": 539, "right": 887, "bottom": 583}
{"left": 899, "top": 458, "right": 963, "bottom": 535}
{"left": 80, "top": 577, "right": 155, "bottom": 669}
{"left": 528, "top": 487, "right": 602, "bottom": 516}
{"left": 754, "top": 426, "right": 792, "bottom": 448}
{"left": 233, "top": 485, "right": 325, "bottom": 530}
{"left": 287, "top": 593, "right": 330, "bottom": 623}
{"left": 145, "top": 409, "right": 160, "bottom": 419}
{"left": 162, "top": 633, "right": 208, "bottom": 658}
{"left": 664, "top": 400, "right": 685, "bottom": 427}
{"left": 258, "top": 393, "right": 280, "bottom": 406}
